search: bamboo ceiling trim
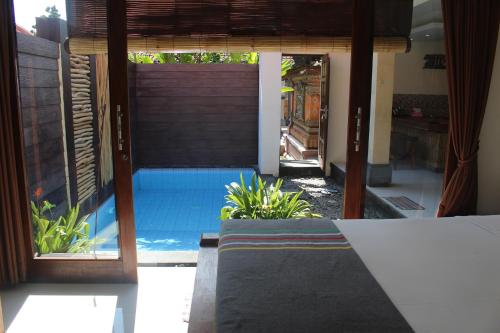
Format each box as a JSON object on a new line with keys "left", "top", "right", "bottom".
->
{"left": 67, "top": 0, "right": 413, "bottom": 39}
{"left": 67, "top": 36, "right": 410, "bottom": 54}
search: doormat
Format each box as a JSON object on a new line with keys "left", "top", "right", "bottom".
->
{"left": 384, "top": 196, "right": 425, "bottom": 210}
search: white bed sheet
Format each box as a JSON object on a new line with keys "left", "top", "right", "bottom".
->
{"left": 337, "top": 215, "right": 500, "bottom": 333}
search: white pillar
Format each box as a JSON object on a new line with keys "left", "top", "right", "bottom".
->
{"left": 366, "top": 53, "right": 395, "bottom": 186}
{"left": 258, "top": 52, "right": 282, "bottom": 176}
{"left": 368, "top": 53, "right": 395, "bottom": 164}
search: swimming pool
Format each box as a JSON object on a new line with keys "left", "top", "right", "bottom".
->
{"left": 88, "top": 168, "right": 255, "bottom": 251}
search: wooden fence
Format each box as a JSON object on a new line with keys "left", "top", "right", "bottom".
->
{"left": 131, "top": 64, "right": 259, "bottom": 167}
{"left": 17, "top": 32, "right": 69, "bottom": 215}
{"left": 17, "top": 27, "right": 260, "bottom": 219}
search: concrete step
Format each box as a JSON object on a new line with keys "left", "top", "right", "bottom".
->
{"left": 279, "top": 160, "right": 323, "bottom": 177}
{"left": 285, "top": 134, "right": 318, "bottom": 160}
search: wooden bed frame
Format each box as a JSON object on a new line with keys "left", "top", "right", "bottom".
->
{"left": 187, "top": 234, "right": 219, "bottom": 333}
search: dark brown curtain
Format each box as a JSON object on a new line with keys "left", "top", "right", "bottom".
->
{"left": 438, "top": 0, "right": 500, "bottom": 217}
{"left": 0, "top": 0, "right": 30, "bottom": 287}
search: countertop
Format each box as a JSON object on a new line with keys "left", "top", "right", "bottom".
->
{"left": 393, "top": 116, "right": 448, "bottom": 133}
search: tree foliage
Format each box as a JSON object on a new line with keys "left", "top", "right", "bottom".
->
{"left": 45, "top": 5, "right": 61, "bottom": 18}
{"left": 128, "top": 52, "right": 260, "bottom": 64}
{"left": 31, "top": 5, "right": 61, "bottom": 35}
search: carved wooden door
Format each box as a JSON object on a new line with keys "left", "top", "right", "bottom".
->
{"left": 318, "top": 55, "right": 330, "bottom": 170}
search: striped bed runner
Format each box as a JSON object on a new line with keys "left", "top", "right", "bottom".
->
{"left": 219, "top": 224, "right": 352, "bottom": 253}
{"left": 216, "top": 219, "right": 414, "bottom": 333}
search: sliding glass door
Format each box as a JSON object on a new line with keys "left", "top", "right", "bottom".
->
{"left": 13, "top": 0, "right": 136, "bottom": 282}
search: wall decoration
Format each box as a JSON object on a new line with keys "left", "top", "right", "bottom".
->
{"left": 423, "top": 54, "right": 446, "bottom": 69}
{"left": 295, "top": 82, "right": 305, "bottom": 120}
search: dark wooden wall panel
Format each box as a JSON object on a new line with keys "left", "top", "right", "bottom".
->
{"left": 16, "top": 33, "right": 68, "bottom": 215}
{"left": 133, "top": 63, "right": 258, "bottom": 168}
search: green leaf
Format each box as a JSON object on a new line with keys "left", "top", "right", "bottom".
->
{"left": 281, "top": 58, "right": 294, "bottom": 77}
{"left": 281, "top": 86, "right": 294, "bottom": 93}
{"left": 220, "top": 173, "right": 321, "bottom": 220}
{"left": 246, "top": 52, "right": 259, "bottom": 64}
{"left": 31, "top": 199, "right": 98, "bottom": 255}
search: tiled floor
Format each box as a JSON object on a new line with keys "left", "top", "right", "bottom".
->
{"left": 335, "top": 163, "right": 443, "bottom": 218}
{"left": 368, "top": 167, "right": 443, "bottom": 218}
{"left": 0, "top": 267, "right": 196, "bottom": 333}
{"left": 338, "top": 215, "right": 500, "bottom": 333}
{"left": 133, "top": 169, "right": 255, "bottom": 251}
{"left": 134, "top": 189, "right": 227, "bottom": 251}
{"left": 3, "top": 216, "right": 500, "bottom": 332}
{"left": 88, "top": 168, "right": 256, "bottom": 253}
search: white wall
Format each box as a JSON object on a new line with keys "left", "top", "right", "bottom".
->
{"left": 258, "top": 52, "right": 282, "bottom": 176}
{"left": 394, "top": 40, "right": 448, "bottom": 95}
{"left": 478, "top": 35, "right": 500, "bottom": 215}
{"left": 325, "top": 53, "right": 351, "bottom": 176}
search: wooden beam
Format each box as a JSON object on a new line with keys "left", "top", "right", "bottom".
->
{"left": 66, "top": 36, "right": 410, "bottom": 55}
{"left": 342, "top": 0, "right": 374, "bottom": 219}
{"left": 106, "top": 0, "right": 138, "bottom": 282}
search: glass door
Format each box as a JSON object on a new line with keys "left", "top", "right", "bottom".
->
{"left": 13, "top": 0, "right": 137, "bottom": 282}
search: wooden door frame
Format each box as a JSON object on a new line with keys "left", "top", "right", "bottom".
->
{"left": 318, "top": 54, "right": 330, "bottom": 171}
{"left": 5, "top": 0, "right": 137, "bottom": 283}
{"left": 106, "top": 0, "right": 138, "bottom": 282}
{"left": 342, "top": 0, "right": 375, "bottom": 219}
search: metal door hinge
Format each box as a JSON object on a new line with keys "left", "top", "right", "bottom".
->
{"left": 354, "top": 107, "right": 361, "bottom": 152}
{"left": 116, "top": 105, "right": 128, "bottom": 160}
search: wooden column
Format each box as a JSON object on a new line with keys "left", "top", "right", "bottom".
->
{"left": 342, "top": 0, "right": 374, "bottom": 219}
{"left": 107, "top": 0, "right": 138, "bottom": 282}
{"left": 0, "top": 0, "right": 32, "bottom": 287}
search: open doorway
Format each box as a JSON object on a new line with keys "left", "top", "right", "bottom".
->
{"left": 279, "top": 54, "right": 329, "bottom": 176}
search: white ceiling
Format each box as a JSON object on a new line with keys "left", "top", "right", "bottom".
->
{"left": 411, "top": 0, "right": 444, "bottom": 41}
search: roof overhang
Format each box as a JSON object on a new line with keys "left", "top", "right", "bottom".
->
{"left": 65, "top": 0, "right": 414, "bottom": 54}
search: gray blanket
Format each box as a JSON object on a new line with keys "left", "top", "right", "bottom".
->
{"left": 216, "top": 219, "right": 413, "bottom": 333}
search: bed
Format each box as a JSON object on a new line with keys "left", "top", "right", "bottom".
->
{"left": 215, "top": 219, "right": 413, "bottom": 333}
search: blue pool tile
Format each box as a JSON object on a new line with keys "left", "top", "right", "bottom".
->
{"left": 87, "top": 168, "right": 256, "bottom": 252}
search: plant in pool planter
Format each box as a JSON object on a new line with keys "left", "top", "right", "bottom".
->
{"left": 31, "top": 197, "right": 95, "bottom": 256}
{"left": 220, "top": 173, "right": 322, "bottom": 220}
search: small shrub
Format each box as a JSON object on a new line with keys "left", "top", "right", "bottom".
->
{"left": 221, "top": 173, "right": 321, "bottom": 220}
{"left": 31, "top": 200, "right": 95, "bottom": 255}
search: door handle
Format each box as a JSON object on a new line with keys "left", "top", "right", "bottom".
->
{"left": 320, "top": 107, "right": 328, "bottom": 120}
{"left": 354, "top": 107, "right": 362, "bottom": 152}
{"left": 116, "top": 105, "right": 128, "bottom": 161}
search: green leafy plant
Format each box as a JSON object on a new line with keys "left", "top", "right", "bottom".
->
{"left": 128, "top": 52, "right": 260, "bottom": 65}
{"left": 281, "top": 86, "right": 294, "bottom": 93}
{"left": 31, "top": 200, "right": 96, "bottom": 256}
{"left": 281, "top": 58, "right": 295, "bottom": 93}
{"left": 281, "top": 58, "right": 294, "bottom": 77}
{"left": 128, "top": 53, "right": 154, "bottom": 64}
{"left": 221, "top": 173, "right": 321, "bottom": 220}
{"left": 244, "top": 52, "right": 259, "bottom": 64}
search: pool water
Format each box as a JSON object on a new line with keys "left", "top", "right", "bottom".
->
{"left": 88, "top": 168, "right": 255, "bottom": 251}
